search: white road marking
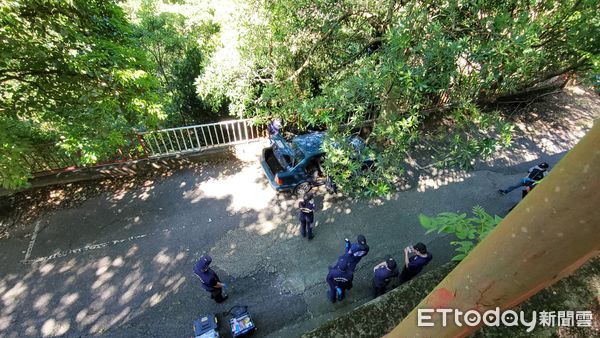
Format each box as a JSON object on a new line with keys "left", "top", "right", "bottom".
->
{"left": 22, "top": 224, "right": 189, "bottom": 264}
{"left": 23, "top": 220, "right": 41, "bottom": 261}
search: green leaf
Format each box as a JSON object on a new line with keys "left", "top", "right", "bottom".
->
{"left": 452, "top": 253, "right": 466, "bottom": 261}
{"left": 419, "top": 214, "right": 432, "bottom": 227}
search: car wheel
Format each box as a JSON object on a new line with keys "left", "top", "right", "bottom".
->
{"left": 293, "top": 182, "right": 312, "bottom": 196}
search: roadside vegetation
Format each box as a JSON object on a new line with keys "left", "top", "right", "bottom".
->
{"left": 420, "top": 206, "right": 501, "bottom": 261}
{"left": 2, "top": 0, "right": 598, "bottom": 194}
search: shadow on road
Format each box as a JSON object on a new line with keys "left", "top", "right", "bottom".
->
{"left": 0, "top": 86, "right": 598, "bottom": 337}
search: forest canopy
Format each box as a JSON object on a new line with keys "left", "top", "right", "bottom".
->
{"left": 198, "top": 0, "right": 599, "bottom": 196}
{"left": 1, "top": 0, "right": 598, "bottom": 194}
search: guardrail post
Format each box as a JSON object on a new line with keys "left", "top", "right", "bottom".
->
{"left": 137, "top": 134, "right": 150, "bottom": 158}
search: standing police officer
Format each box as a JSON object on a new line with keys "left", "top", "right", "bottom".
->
{"left": 298, "top": 192, "right": 316, "bottom": 240}
{"left": 194, "top": 255, "right": 228, "bottom": 303}
{"left": 400, "top": 242, "right": 433, "bottom": 284}
{"left": 372, "top": 255, "right": 399, "bottom": 297}
{"left": 326, "top": 256, "right": 354, "bottom": 303}
{"left": 344, "top": 234, "right": 369, "bottom": 271}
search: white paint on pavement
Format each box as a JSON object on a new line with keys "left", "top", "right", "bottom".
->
{"left": 23, "top": 220, "right": 41, "bottom": 261}
{"left": 22, "top": 224, "right": 191, "bottom": 264}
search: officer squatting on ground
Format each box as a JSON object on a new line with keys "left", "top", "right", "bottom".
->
{"left": 326, "top": 256, "right": 354, "bottom": 303}
{"left": 324, "top": 234, "right": 432, "bottom": 303}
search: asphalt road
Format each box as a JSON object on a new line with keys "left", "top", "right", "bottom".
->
{"left": 0, "top": 151, "right": 564, "bottom": 338}
{"left": 0, "top": 88, "right": 597, "bottom": 338}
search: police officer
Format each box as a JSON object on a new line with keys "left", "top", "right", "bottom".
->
{"left": 298, "top": 192, "right": 315, "bottom": 240}
{"left": 326, "top": 256, "right": 354, "bottom": 303}
{"left": 344, "top": 234, "right": 369, "bottom": 272}
{"left": 400, "top": 242, "right": 433, "bottom": 284}
{"left": 372, "top": 255, "right": 399, "bottom": 297}
{"left": 194, "top": 255, "right": 228, "bottom": 303}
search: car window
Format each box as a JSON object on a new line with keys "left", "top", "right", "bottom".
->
{"left": 282, "top": 155, "right": 292, "bottom": 167}
{"left": 290, "top": 143, "right": 305, "bottom": 166}
{"left": 274, "top": 139, "right": 287, "bottom": 150}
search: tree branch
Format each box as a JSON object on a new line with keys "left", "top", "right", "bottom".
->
{"left": 286, "top": 14, "right": 350, "bottom": 82}
{"left": 514, "top": 57, "right": 590, "bottom": 93}
{"left": 0, "top": 68, "right": 80, "bottom": 84}
{"left": 384, "top": 0, "right": 398, "bottom": 31}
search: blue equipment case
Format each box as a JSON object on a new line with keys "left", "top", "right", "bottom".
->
{"left": 193, "top": 314, "right": 219, "bottom": 338}
{"left": 229, "top": 306, "right": 256, "bottom": 337}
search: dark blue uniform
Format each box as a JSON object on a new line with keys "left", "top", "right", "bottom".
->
{"left": 372, "top": 260, "right": 399, "bottom": 297}
{"left": 298, "top": 200, "right": 315, "bottom": 238}
{"left": 194, "top": 257, "right": 226, "bottom": 303}
{"left": 399, "top": 254, "right": 432, "bottom": 284}
{"left": 326, "top": 256, "right": 353, "bottom": 303}
{"left": 345, "top": 235, "right": 369, "bottom": 272}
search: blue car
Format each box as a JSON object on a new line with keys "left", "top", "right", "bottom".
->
{"left": 260, "top": 131, "right": 372, "bottom": 195}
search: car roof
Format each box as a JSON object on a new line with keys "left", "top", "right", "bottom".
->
{"left": 292, "top": 132, "right": 326, "bottom": 155}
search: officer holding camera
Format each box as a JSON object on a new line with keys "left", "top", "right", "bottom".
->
{"left": 400, "top": 242, "right": 432, "bottom": 284}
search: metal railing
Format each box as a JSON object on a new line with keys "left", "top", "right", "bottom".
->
{"left": 138, "top": 119, "right": 266, "bottom": 157}
{"left": 23, "top": 112, "right": 389, "bottom": 175}
{"left": 21, "top": 144, "right": 79, "bottom": 173}
{"left": 22, "top": 119, "right": 266, "bottom": 175}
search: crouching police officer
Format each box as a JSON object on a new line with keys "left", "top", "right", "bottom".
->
{"left": 344, "top": 234, "right": 369, "bottom": 272}
{"left": 326, "top": 256, "right": 354, "bottom": 303}
{"left": 194, "top": 255, "right": 228, "bottom": 303}
{"left": 372, "top": 255, "right": 399, "bottom": 298}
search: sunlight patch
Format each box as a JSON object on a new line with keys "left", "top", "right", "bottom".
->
{"left": 60, "top": 293, "right": 79, "bottom": 306}
{"left": 566, "top": 85, "right": 586, "bottom": 95}
{"left": 153, "top": 250, "right": 171, "bottom": 265}
{"left": 184, "top": 164, "right": 275, "bottom": 212}
{"left": 39, "top": 263, "right": 55, "bottom": 276}
{"left": 0, "top": 315, "right": 12, "bottom": 331}
{"left": 33, "top": 293, "right": 53, "bottom": 311}
{"left": 41, "top": 318, "right": 70, "bottom": 337}
{"left": 2, "top": 282, "right": 27, "bottom": 305}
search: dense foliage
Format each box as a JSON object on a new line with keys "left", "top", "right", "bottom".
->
{"left": 1, "top": 0, "right": 598, "bottom": 193}
{"left": 1, "top": 0, "right": 164, "bottom": 188}
{"left": 130, "top": 0, "right": 221, "bottom": 125}
{"left": 0, "top": 0, "right": 221, "bottom": 189}
{"left": 198, "top": 0, "right": 599, "bottom": 196}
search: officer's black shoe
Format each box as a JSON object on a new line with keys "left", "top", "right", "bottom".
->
{"left": 216, "top": 295, "right": 228, "bottom": 303}
{"left": 308, "top": 234, "right": 314, "bottom": 240}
